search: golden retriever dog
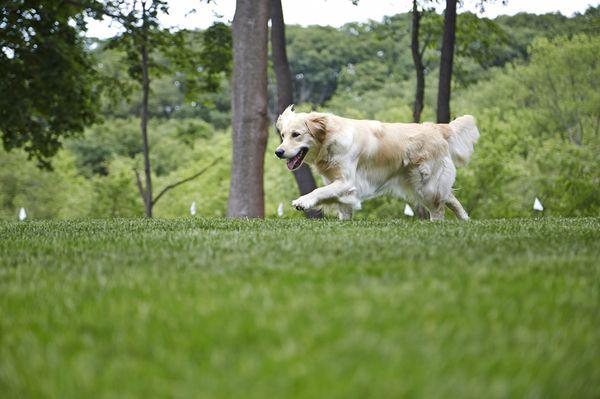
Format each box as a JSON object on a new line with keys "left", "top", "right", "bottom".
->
{"left": 275, "top": 106, "right": 479, "bottom": 221}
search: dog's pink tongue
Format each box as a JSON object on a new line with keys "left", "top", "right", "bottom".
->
{"left": 287, "top": 153, "right": 300, "bottom": 170}
{"left": 286, "top": 157, "right": 296, "bottom": 170}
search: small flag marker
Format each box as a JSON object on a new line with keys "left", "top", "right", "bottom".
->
{"left": 18, "top": 207, "right": 27, "bottom": 221}
{"left": 404, "top": 204, "right": 414, "bottom": 217}
{"left": 190, "top": 201, "right": 197, "bottom": 216}
{"left": 277, "top": 202, "right": 284, "bottom": 217}
{"left": 533, "top": 197, "right": 544, "bottom": 211}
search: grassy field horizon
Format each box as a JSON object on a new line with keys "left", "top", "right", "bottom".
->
{"left": 1, "top": 217, "right": 599, "bottom": 398}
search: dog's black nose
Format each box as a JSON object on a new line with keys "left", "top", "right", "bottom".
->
{"left": 275, "top": 149, "right": 285, "bottom": 158}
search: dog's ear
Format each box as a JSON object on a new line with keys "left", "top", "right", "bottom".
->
{"left": 306, "top": 113, "right": 328, "bottom": 142}
{"left": 277, "top": 104, "right": 295, "bottom": 132}
{"left": 281, "top": 104, "right": 294, "bottom": 119}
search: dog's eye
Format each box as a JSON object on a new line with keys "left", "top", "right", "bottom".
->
{"left": 291, "top": 132, "right": 300, "bottom": 138}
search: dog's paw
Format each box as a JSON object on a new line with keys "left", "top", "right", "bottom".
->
{"left": 292, "top": 195, "right": 316, "bottom": 211}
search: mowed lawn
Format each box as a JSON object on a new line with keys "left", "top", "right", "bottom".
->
{"left": 0, "top": 217, "right": 599, "bottom": 398}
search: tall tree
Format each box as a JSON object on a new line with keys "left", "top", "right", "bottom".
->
{"left": 410, "top": 0, "right": 441, "bottom": 219}
{"left": 138, "top": 0, "right": 154, "bottom": 217}
{"left": 436, "top": 0, "right": 457, "bottom": 123}
{"left": 104, "top": 0, "right": 170, "bottom": 217}
{"left": 104, "top": 1, "right": 230, "bottom": 217}
{"left": 227, "top": 0, "right": 270, "bottom": 218}
{"left": 410, "top": 0, "right": 428, "bottom": 219}
{"left": 270, "top": 0, "right": 322, "bottom": 219}
{"left": 435, "top": 0, "right": 506, "bottom": 123}
{"left": 410, "top": 0, "right": 425, "bottom": 123}
{"left": 0, "top": 1, "right": 101, "bottom": 168}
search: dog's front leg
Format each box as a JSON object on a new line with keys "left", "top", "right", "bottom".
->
{"left": 292, "top": 180, "right": 354, "bottom": 211}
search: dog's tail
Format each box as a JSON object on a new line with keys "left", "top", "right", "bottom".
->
{"left": 447, "top": 115, "right": 479, "bottom": 167}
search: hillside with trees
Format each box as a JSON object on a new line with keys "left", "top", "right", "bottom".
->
{"left": 1, "top": 6, "right": 598, "bottom": 219}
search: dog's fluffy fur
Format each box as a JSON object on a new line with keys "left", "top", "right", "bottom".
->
{"left": 275, "top": 106, "right": 479, "bottom": 220}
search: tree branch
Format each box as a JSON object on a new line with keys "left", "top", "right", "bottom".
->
{"left": 152, "top": 157, "right": 221, "bottom": 207}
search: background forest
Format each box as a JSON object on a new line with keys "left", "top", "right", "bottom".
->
{"left": 1, "top": 6, "right": 598, "bottom": 220}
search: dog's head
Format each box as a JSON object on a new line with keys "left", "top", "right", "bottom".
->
{"left": 274, "top": 105, "right": 328, "bottom": 171}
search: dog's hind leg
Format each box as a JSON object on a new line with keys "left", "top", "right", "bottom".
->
{"left": 446, "top": 193, "right": 469, "bottom": 221}
{"left": 413, "top": 158, "right": 452, "bottom": 221}
{"left": 429, "top": 202, "right": 446, "bottom": 221}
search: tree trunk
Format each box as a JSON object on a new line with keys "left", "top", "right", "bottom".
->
{"left": 140, "top": 10, "right": 153, "bottom": 218}
{"left": 410, "top": 0, "right": 425, "bottom": 123}
{"left": 270, "top": 0, "right": 292, "bottom": 116}
{"left": 227, "top": 0, "right": 270, "bottom": 218}
{"left": 410, "top": 0, "right": 429, "bottom": 220}
{"left": 270, "top": 0, "right": 322, "bottom": 219}
{"left": 436, "top": 0, "right": 457, "bottom": 123}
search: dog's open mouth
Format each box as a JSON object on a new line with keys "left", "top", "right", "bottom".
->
{"left": 286, "top": 147, "right": 308, "bottom": 171}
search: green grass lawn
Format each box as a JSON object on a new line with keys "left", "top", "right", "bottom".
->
{"left": 1, "top": 217, "right": 599, "bottom": 398}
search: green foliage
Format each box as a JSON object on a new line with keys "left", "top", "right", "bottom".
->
{"left": 89, "top": 156, "right": 141, "bottom": 217}
{"left": 285, "top": 14, "right": 445, "bottom": 106}
{"left": 337, "top": 59, "right": 390, "bottom": 95}
{"left": 326, "top": 76, "right": 436, "bottom": 121}
{"left": 523, "top": 35, "right": 599, "bottom": 144}
{"left": 198, "top": 22, "right": 233, "bottom": 92}
{"left": 285, "top": 9, "right": 508, "bottom": 107}
{"left": 101, "top": 0, "right": 232, "bottom": 107}
{"left": 493, "top": 7, "right": 600, "bottom": 63}
{"left": 0, "top": 1, "right": 101, "bottom": 168}
{"left": 452, "top": 12, "right": 510, "bottom": 86}
{"left": 0, "top": 149, "right": 92, "bottom": 219}
{"left": 1, "top": 9, "right": 597, "bottom": 220}
{"left": 286, "top": 23, "right": 382, "bottom": 105}
{"left": 532, "top": 138, "right": 599, "bottom": 216}
{"left": 66, "top": 118, "right": 141, "bottom": 176}
{"left": 452, "top": 34, "right": 600, "bottom": 218}
{"left": 95, "top": 30, "right": 232, "bottom": 124}
{"left": 159, "top": 24, "right": 232, "bottom": 101}
{"left": 88, "top": 7, "right": 597, "bottom": 121}
{"left": 103, "top": 0, "right": 170, "bottom": 81}
{"left": 85, "top": 6, "right": 598, "bottom": 122}
{"left": 1, "top": 218, "right": 599, "bottom": 397}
